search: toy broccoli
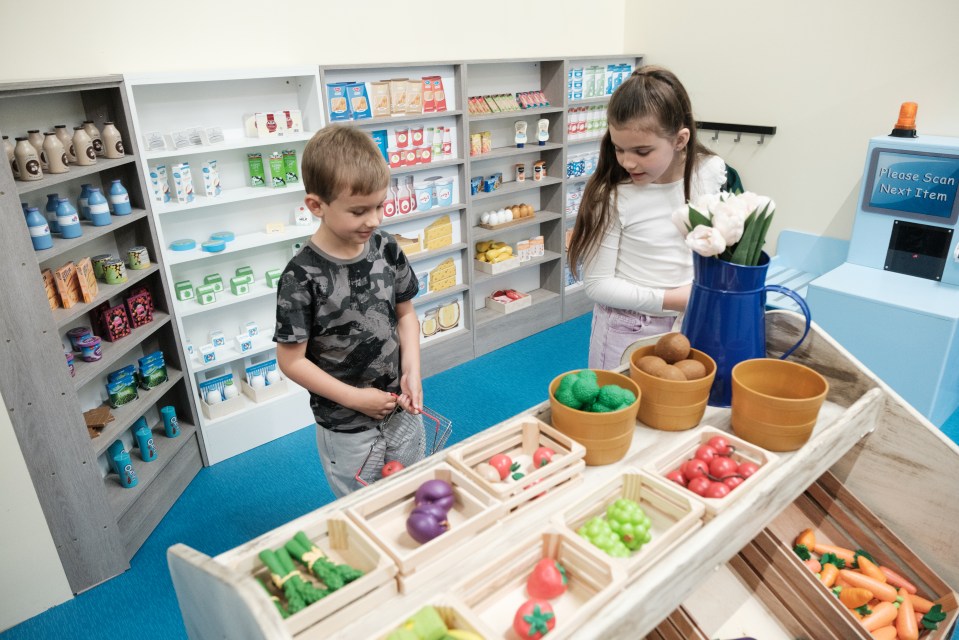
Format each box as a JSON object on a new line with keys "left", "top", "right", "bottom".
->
{"left": 554, "top": 371, "right": 636, "bottom": 412}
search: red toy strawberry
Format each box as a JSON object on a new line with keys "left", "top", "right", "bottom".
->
{"left": 513, "top": 599, "right": 556, "bottom": 639}
{"left": 527, "top": 558, "right": 567, "bottom": 599}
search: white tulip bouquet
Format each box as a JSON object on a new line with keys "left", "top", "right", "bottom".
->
{"left": 672, "top": 191, "right": 775, "bottom": 266}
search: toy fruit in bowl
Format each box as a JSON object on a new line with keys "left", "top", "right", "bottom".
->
{"left": 629, "top": 334, "right": 716, "bottom": 431}
{"left": 548, "top": 369, "right": 640, "bottom": 466}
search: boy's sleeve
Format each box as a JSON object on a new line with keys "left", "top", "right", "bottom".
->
{"left": 273, "top": 266, "right": 313, "bottom": 343}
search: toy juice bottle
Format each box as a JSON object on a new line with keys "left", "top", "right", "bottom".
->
{"left": 441, "top": 127, "right": 452, "bottom": 158}
{"left": 25, "top": 206, "right": 53, "bottom": 250}
{"left": 108, "top": 179, "right": 132, "bottom": 215}
{"left": 82, "top": 120, "right": 103, "bottom": 156}
{"left": 27, "top": 130, "right": 47, "bottom": 170}
{"left": 72, "top": 126, "right": 96, "bottom": 166}
{"left": 406, "top": 175, "right": 416, "bottom": 212}
{"left": 78, "top": 184, "right": 92, "bottom": 218}
{"left": 101, "top": 122, "right": 125, "bottom": 159}
{"left": 43, "top": 132, "right": 69, "bottom": 174}
{"left": 3, "top": 135, "right": 16, "bottom": 178}
{"left": 56, "top": 197, "right": 82, "bottom": 239}
{"left": 45, "top": 193, "right": 61, "bottom": 233}
{"left": 432, "top": 127, "right": 443, "bottom": 159}
{"left": 397, "top": 176, "right": 412, "bottom": 215}
{"left": 54, "top": 125, "right": 76, "bottom": 163}
{"left": 14, "top": 137, "right": 42, "bottom": 181}
{"left": 383, "top": 177, "right": 398, "bottom": 218}
{"left": 87, "top": 187, "right": 111, "bottom": 226}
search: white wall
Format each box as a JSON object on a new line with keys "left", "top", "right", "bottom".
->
{"left": 627, "top": 0, "right": 959, "bottom": 250}
{"left": 0, "top": 398, "right": 73, "bottom": 632}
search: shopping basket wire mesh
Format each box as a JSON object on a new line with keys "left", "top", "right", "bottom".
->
{"left": 354, "top": 403, "right": 453, "bottom": 486}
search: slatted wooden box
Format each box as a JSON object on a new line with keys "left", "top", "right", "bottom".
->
{"left": 474, "top": 256, "right": 520, "bottom": 274}
{"left": 345, "top": 463, "right": 505, "bottom": 592}
{"left": 372, "top": 598, "right": 490, "bottom": 640}
{"left": 554, "top": 468, "right": 705, "bottom": 578}
{"left": 446, "top": 416, "right": 586, "bottom": 512}
{"left": 759, "top": 472, "right": 959, "bottom": 639}
{"left": 453, "top": 529, "right": 624, "bottom": 640}
{"left": 644, "top": 424, "right": 778, "bottom": 520}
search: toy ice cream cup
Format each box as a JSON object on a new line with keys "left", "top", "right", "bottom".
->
{"left": 77, "top": 335, "right": 102, "bottom": 362}
{"left": 414, "top": 183, "right": 433, "bottom": 211}
{"left": 67, "top": 326, "right": 93, "bottom": 352}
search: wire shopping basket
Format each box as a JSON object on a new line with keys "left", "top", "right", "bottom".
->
{"left": 354, "top": 403, "right": 452, "bottom": 487}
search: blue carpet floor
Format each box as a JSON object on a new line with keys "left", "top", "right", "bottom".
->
{"left": 4, "top": 312, "right": 959, "bottom": 639}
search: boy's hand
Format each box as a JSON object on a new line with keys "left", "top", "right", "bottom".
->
{"left": 349, "top": 388, "right": 398, "bottom": 420}
{"left": 398, "top": 371, "right": 423, "bottom": 415}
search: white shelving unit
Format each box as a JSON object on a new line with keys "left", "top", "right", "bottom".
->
{"left": 124, "top": 68, "right": 324, "bottom": 465}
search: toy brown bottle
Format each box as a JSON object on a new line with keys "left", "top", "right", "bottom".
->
{"left": 83, "top": 121, "right": 103, "bottom": 156}
{"left": 43, "top": 132, "right": 69, "bottom": 174}
{"left": 54, "top": 125, "right": 76, "bottom": 163}
{"left": 14, "top": 137, "right": 43, "bottom": 180}
{"left": 27, "top": 130, "right": 48, "bottom": 170}
{"left": 101, "top": 122, "right": 125, "bottom": 159}
{"left": 73, "top": 126, "right": 96, "bottom": 166}
{"left": 4, "top": 135, "right": 17, "bottom": 178}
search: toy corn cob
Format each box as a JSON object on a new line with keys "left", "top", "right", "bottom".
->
{"left": 285, "top": 530, "right": 363, "bottom": 592}
{"left": 257, "top": 577, "right": 289, "bottom": 619}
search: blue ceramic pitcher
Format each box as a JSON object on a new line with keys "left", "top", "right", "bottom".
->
{"left": 682, "top": 252, "right": 811, "bottom": 407}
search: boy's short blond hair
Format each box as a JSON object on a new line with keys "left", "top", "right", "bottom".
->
{"left": 301, "top": 125, "right": 391, "bottom": 203}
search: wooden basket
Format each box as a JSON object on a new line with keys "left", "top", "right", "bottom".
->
{"left": 474, "top": 256, "right": 520, "bottom": 274}
{"left": 200, "top": 393, "right": 245, "bottom": 420}
{"left": 371, "top": 598, "right": 490, "bottom": 640}
{"left": 446, "top": 416, "right": 586, "bottom": 512}
{"left": 760, "top": 471, "right": 959, "bottom": 639}
{"left": 643, "top": 425, "right": 778, "bottom": 519}
{"left": 241, "top": 378, "right": 288, "bottom": 403}
{"left": 554, "top": 468, "right": 705, "bottom": 577}
{"left": 221, "top": 513, "right": 398, "bottom": 637}
{"left": 345, "top": 463, "right": 505, "bottom": 592}
{"left": 453, "top": 529, "right": 624, "bottom": 640}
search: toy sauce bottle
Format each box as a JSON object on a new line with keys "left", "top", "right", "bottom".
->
{"left": 383, "top": 177, "right": 398, "bottom": 218}
{"left": 78, "top": 184, "right": 92, "bottom": 218}
{"left": 45, "top": 193, "right": 61, "bottom": 233}
{"left": 25, "top": 206, "right": 53, "bottom": 250}
{"left": 397, "top": 177, "right": 412, "bottom": 215}
{"left": 56, "top": 197, "right": 82, "bottom": 239}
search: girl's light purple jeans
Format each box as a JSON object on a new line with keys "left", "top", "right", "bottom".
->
{"left": 588, "top": 304, "right": 678, "bottom": 369}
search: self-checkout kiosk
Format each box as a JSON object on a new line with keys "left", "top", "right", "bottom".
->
{"left": 807, "top": 104, "right": 959, "bottom": 425}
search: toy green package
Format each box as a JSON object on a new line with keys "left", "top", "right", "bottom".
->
{"left": 248, "top": 153, "right": 266, "bottom": 187}
{"left": 269, "top": 152, "right": 286, "bottom": 188}
{"left": 282, "top": 149, "right": 299, "bottom": 183}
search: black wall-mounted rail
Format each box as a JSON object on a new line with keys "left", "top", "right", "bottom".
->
{"left": 697, "top": 121, "right": 777, "bottom": 144}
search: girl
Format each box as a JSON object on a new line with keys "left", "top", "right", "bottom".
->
{"left": 567, "top": 66, "right": 727, "bottom": 369}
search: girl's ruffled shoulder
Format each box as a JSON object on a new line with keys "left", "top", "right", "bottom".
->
{"left": 695, "top": 154, "right": 728, "bottom": 195}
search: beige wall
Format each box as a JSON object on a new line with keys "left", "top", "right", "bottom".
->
{"left": 627, "top": 0, "right": 959, "bottom": 250}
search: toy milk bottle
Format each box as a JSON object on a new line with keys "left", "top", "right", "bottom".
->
{"left": 4, "top": 135, "right": 17, "bottom": 178}
{"left": 43, "top": 132, "right": 69, "bottom": 174}
{"left": 27, "top": 130, "right": 47, "bottom": 170}
{"left": 78, "top": 184, "right": 92, "bottom": 218}
{"left": 101, "top": 122, "right": 125, "bottom": 159}
{"left": 108, "top": 179, "right": 132, "bottom": 215}
{"left": 54, "top": 125, "right": 76, "bottom": 163}
{"left": 56, "top": 197, "right": 82, "bottom": 239}
{"left": 113, "top": 450, "right": 138, "bottom": 488}
{"left": 25, "top": 206, "right": 53, "bottom": 250}
{"left": 87, "top": 187, "right": 111, "bottom": 226}
{"left": 82, "top": 120, "right": 103, "bottom": 156}
{"left": 45, "top": 193, "right": 61, "bottom": 233}
{"left": 14, "top": 137, "right": 43, "bottom": 181}
{"left": 72, "top": 126, "right": 96, "bottom": 166}
{"left": 134, "top": 418, "right": 158, "bottom": 462}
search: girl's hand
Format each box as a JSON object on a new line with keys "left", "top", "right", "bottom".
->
{"left": 399, "top": 371, "right": 423, "bottom": 415}
{"left": 663, "top": 283, "right": 692, "bottom": 312}
{"left": 349, "top": 388, "right": 397, "bottom": 420}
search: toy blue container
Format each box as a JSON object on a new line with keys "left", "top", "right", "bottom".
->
{"left": 107, "top": 439, "right": 125, "bottom": 474}
{"left": 45, "top": 193, "right": 61, "bottom": 233}
{"left": 25, "top": 207, "right": 53, "bottom": 250}
{"left": 160, "top": 405, "right": 180, "bottom": 438}
{"left": 134, "top": 419, "right": 157, "bottom": 462}
{"left": 78, "top": 184, "right": 93, "bottom": 219}
{"left": 113, "top": 450, "right": 138, "bottom": 488}
{"left": 87, "top": 187, "right": 111, "bottom": 226}
{"left": 108, "top": 179, "right": 132, "bottom": 215}
{"left": 56, "top": 198, "right": 82, "bottom": 239}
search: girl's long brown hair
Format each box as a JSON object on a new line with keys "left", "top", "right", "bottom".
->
{"left": 567, "top": 66, "right": 713, "bottom": 280}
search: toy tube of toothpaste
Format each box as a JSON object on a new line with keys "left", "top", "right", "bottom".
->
{"left": 515, "top": 120, "right": 528, "bottom": 148}
{"left": 537, "top": 118, "right": 550, "bottom": 145}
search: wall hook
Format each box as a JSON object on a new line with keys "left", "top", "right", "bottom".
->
{"left": 757, "top": 134, "right": 766, "bottom": 145}
{"left": 711, "top": 131, "right": 719, "bottom": 141}
{"left": 734, "top": 132, "right": 742, "bottom": 143}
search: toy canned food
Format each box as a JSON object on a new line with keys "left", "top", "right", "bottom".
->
{"left": 127, "top": 246, "right": 150, "bottom": 270}
{"left": 67, "top": 326, "right": 93, "bottom": 352}
{"left": 65, "top": 351, "right": 75, "bottom": 377}
{"left": 77, "top": 335, "right": 102, "bottom": 362}
{"left": 91, "top": 254, "right": 113, "bottom": 280}
{"left": 102, "top": 258, "right": 128, "bottom": 284}
{"left": 435, "top": 179, "right": 454, "bottom": 206}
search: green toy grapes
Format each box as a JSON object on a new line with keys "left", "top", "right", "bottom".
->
{"left": 605, "top": 498, "right": 652, "bottom": 551}
{"left": 577, "top": 516, "right": 631, "bottom": 558}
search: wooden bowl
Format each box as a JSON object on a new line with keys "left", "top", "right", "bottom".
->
{"left": 731, "top": 358, "right": 829, "bottom": 451}
{"left": 629, "top": 345, "right": 716, "bottom": 431}
{"left": 548, "top": 369, "right": 641, "bottom": 466}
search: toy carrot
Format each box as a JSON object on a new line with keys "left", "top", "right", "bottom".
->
{"left": 839, "top": 570, "right": 899, "bottom": 602}
{"left": 856, "top": 555, "right": 887, "bottom": 583}
{"left": 814, "top": 543, "right": 856, "bottom": 565}
{"left": 838, "top": 586, "right": 874, "bottom": 609}
{"left": 820, "top": 562, "right": 840, "bottom": 587}
{"left": 804, "top": 558, "right": 821, "bottom": 573}
{"left": 861, "top": 601, "right": 898, "bottom": 632}
{"left": 906, "top": 592, "right": 935, "bottom": 614}
{"left": 880, "top": 565, "right": 918, "bottom": 594}
{"left": 870, "top": 625, "right": 898, "bottom": 640}
{"left": 795, "top": 528, "right": 816, "bottom": 549}
{"left": 896, "top": 587, "right": 919, "bottom": 640}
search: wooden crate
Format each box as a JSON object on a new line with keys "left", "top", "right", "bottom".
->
{"left": 485, "top": 291, "right": 531, "bottom": 314}
{"left": 169, "top": 513, "right": 398, "bottom": 639}
{"left": 760, "top": 471, "right": 959, "bottom": 639}
{"left": 554, "top": 468, "right": 705, "bottom": 578}
{"left": 474, "top": 256, "right": 520, "bottom": 274}
{"left": 371, "top": 598, "right": 490, "bottom": 640}
{"left": 643, "top": 424, "right": 778, "bottom": 519}
{"left": 345, "top": 463, "right": 505, "bottom": 592}
{"left": 446, "top": 416, "right": 586, "bottom": 511}
{"left": 453, "top": 529, "right": 624, "bottom": 640}
{"left": 645, "top": 607, "right": 708, "bottom": 640}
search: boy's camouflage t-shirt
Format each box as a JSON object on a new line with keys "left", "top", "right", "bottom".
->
{"left": 274, "top": 230, "right": 419, "bottom": 432}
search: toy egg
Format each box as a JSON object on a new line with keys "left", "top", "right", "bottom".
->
{"left": 480, "top": 211, "right": 491, "bottom": 224}
{"left": 504, "top": 209, "right": 514, "bottom": 222}
{"left": 250, "top": 374, "right": 266, "bottom": 389}
{"left": 266, "top": 369, "right": 281, "bottom": 385}
{"left": 206, "top": 390, "right": 223, "bottom": 404}
{"left": 223, "top": 384, "right": 239, "bottom": 399}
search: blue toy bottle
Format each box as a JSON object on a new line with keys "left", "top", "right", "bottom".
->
{"left": 78, "top": 184, "right": 93, "bottom": 219}
{"left": 160, "top": 405, "right": 180, "bottom": 438}
{"left": 107, "top": 439, "right": 125, "bottom": 475}
{"left": 108, "top": 179, "right": 132, "bottom": 215}
{"left": 134, "top": 418, "right": 158, "bottom": 462}
{"left": 45, "top": 193, "right": 61, "bottom": 233}
{"left": 87, "top": 187, "right": 111, "bottom": 226}
{"left": 25, "top": 206, "right": 53, "bottom": 250}
{"left": 113, "top": 450, "right": 138, "bottom": 488}
{"left": 56, "top": 197, "right": 82, "bottom": 239}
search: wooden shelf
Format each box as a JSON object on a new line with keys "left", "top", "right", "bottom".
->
{"left": 569, "top": 95, "right": 612, "bottom": 106}
{"left": 72, "top": 312, "right": 171, "bottom": 389}
{"left": 144, "top": 131, "right": 318, "bottom": 161}
{"left": 390, "top": 158, "right": 463, "bottom": 176}
{"left": 411, "top": 283, "right": 469, "bottom": 308}
{"left": 51, "top": 263, "right": 160, "bottom": 329}
{"left": 472, "top": 210, "right": 562, "bottom": 242}
{"left": 380, "top": 203, "right": 465, "bottom": 228}
{"left": 473, "top": 287, "right": 560, "bottom": 326}
{"left": 472, "top": 250, "right": 561, "bottom": 285}
{"left": 467, "top": 141, "right": 563, "bottom": 162}
{"left": 405, "top": 242, "right": 467, "bottom": 265}
{"left": 185, "top": 336, "right": 277, "bottom": 374}
{"left": 468, "top": 106, "right": 564, "bottom": 122}
{"left": 13, "top": 155, "right": 138, "bottom": 195}
{"left": 165, "top": 223, "right": 318, "bottom": 266}
{"left": 339, "top": 109, "right": 463, "bottom": 127}
{"left": 470, "top": 176, "right": 562, "bottom": 201}
{"left": 154, "top": 182, "right": 305, "bottom": 215}
{"left": 35, "top": 208, "right": 150, "bottom": 266}
{"left": 175, "top": 279, "right": 281, "bottom": 318}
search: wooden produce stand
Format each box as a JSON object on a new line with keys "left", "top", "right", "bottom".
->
{"left": 168, "top": 312, "right": 959, "bottom": 639}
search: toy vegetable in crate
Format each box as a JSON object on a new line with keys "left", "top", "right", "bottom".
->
{"left": 578, "top": 497, "right": 652, "bottom": 557}
{"left": 284, "top": 530, "right": 363, "bottom": 591}
{"left": 257, "top": 547, "right": 328, "bottom": 614}
{"left": 554, "top": 369, "right": 636, "bottom": 412}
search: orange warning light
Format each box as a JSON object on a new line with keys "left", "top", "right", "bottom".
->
{"left": 895, "top": 102, "right": 918, "bottom": 130}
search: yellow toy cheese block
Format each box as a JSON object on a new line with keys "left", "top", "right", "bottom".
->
{"left": 429, "top": 258, "right": 456, "bottom": 292}
{"left": 425, "top": 215, "right": 452, "bottom": 249}
{"left": 395, "top": 233, "right": 422, "bottom": 255}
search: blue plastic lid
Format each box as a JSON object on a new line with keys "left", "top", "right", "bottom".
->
{"left": 210, "top": 231, "right": 235, "bottom": 243}
{"left": 170, "top": 239, "right": 197, "bottom": 251}
{"left": 201, "top": 239, "right": 226, "bottom": 253}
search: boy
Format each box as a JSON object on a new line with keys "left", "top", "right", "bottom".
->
{"left": 274, "top": 125, "right": 423, "bottom": 498}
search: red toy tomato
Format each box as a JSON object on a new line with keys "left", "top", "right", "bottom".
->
{"left": 708, "top": 456, "right": 738, "bottom": 479}
{"left": 532, "top": 446, "right": 555, "bottom": 468}
{"left": 686, "top": 476, "right": 711, "bottom": 496}
{"left": 381, "top": 460, "right": 404, "bottom": 477}
{"left": 706, "top": 434, "right": 733, "bottom": 456}
{"left": 513, "top": 599, "right": 556, "bottom": 640}
{"left": 527, "top": 558, "right": 568, "bottom": 599}
{"left": 488, "top": 454, "right": 513, "bottom": 480}
{"left": 704, "top": 481, "right": 731, "bottom": 499}
{"left": 681, "top": 458, "right": 708, "bottom": 480}
{"left": 723, "top": 475, "right": 745, "bottom": 490}
{"left": 737, "top": 461, "right": 759, "bottom": 478}
{"left": 694, "top": 445, "right": 717, "bottom": 463}
{"left": 665, "top": 468, "right": 686, "bottom": 486}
